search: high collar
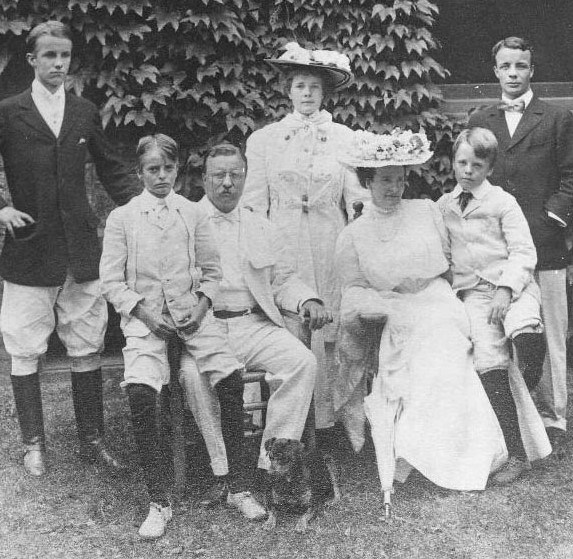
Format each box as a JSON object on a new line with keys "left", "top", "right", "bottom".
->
{"left": 285, "top": 109, "right": 332, "bottom": 128}
{"left": 501, "top": 88, "right": 533, "bottom": 110}
{"left": 31, "top": 78, "right": 65, "bottom": 102}
{"left": 452, "top": 179, "right": 492, "bottom": 200}
{"left": 140, "top": 188, "right": 175, "bottom": 211}
{"left": 201, "top": 197, "right": 240, "bottom": 221}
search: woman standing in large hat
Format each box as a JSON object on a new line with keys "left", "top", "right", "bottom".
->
{"left": 242, "top": 42, "right": 368, "bottom": 441}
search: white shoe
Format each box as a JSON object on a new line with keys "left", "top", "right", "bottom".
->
{"left": 226, "top": 491, "right": 266, "bottom": 521}
{"left": 138, "top": 502, "right": 173, "bottom": 539}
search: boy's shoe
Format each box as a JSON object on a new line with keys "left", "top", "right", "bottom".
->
{"left": 226, "top": 491, "right": 266, "bottom": 520}
{"left": 199, "top": 476, "right": 230, "bottom": 507}
{"left": 491, "top": 456, "right": 530, "bottom": 486}
{"left": 138, "top": 502, "right": 173, "bottom": 539}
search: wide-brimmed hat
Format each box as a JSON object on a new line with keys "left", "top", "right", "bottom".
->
{"left": 340, "top": 129, "right": 433, "bottom": 168}
{"left": 267, "top": 42, "right": 352, "bottom": 90}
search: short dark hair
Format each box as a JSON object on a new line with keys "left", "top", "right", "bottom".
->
{"left": 282, "top": 68, "right": 334, "bottom": 97}
{"left": 27, "top": 21, "right": 72, "bottom": 54}
{"left": 492, "top": 36, "right": 534, "bottom": 66}
{"left": 202, "top": 142, "right": 247, "bottom": 172}
{"left": 136, "top": 134, "right": 179, "bottom": 170}
{"left": 453, "top": 127, "right": 498, "bottom": 169}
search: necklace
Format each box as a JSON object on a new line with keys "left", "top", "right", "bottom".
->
{"left": 372, "top": 205, "right": 403, "bottom": 242}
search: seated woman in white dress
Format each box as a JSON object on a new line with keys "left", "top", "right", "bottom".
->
{"left": 334, "top": 129, "right": 512, "bottom": 515}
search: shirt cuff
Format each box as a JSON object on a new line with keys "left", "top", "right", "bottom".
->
{"left": 548, "top": 211, "right": 567, "bottom": 227}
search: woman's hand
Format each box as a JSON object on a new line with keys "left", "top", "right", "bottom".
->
{"left": 177, "top": 296, "right": 210, "bottom": 337}
{"left": 488, "top": 286, "right": 512, "bottom": 325}
{"left": 300, "top": 300, "right": 333, "bottom": 330}
{"left": 132, "top": 302, "right": 177, "bottom": 340}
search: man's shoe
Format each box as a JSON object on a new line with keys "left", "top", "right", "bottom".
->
{"left": 226, "top": 491, "right": 266, "bottom": 521}
{"left": 492, "top": 456, "right": 530, "bottom": 486}
{"left": 199, "top": 477, "right": 230, "bottom": 507}
{"left": 23, "top": 445, "right": 46, "bottom": 477}
{"left": 546, "top": 427, "right": 567, "bottom": 460}
{"left": 80, "top": 438, "right": 126, "bottom": 471}
{"left": 138, "top": 502, "right": 173, "bottom": 539}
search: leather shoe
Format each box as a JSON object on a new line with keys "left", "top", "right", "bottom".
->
{"left": 138, "top": 502, "right": 172, "bottom": 539}
{"left": 491, "top": 456, "right": 530, "bottom": 485}
{"left": 80, "top": 438, "right": 126, "bottom": 471}
{"left": 227, "top": 491, "right": 266, "bottom": 521}
{"left": 546, "top": 427, "right": 567, "bottom": 460}
{"left": 24, "top": 445, "right": 47, "bottom": 477}
{"left": 199, "top": 476, "right": 230, "bottom": 507}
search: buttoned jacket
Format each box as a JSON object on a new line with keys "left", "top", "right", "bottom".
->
{"left": 438, "top": 181, "right": 537, "bottom": 296}
{"left": 0, "top": 88, "right": 139, "bottom": 286}
{"left": 100, "top": 192, "right": 221, "bottom": 337}
{"left": 198, "top": 197, "right": 318, "bottom": 327}
{"left": 468, "top": 96, "right": 573, "bottom": 269}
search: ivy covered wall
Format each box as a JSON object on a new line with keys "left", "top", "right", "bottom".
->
{"left": 0, "top": 0, "right": 461, "bottom": 200}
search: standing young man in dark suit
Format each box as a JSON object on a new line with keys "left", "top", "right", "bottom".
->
{"left": 469, "top": 37, "right": 573, "bottom": 457}
{"left": 0, "top": 21, "right": 138, "bottom": 476}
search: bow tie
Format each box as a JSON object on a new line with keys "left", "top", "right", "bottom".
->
{"left": 458, "top": 190, "right": 473, "bottom": 212}
{"left": 498, "top": 99, "right": 526, "bottom": 113}
{"left": 212, "top": 212, "right": 239, "bottom": 223}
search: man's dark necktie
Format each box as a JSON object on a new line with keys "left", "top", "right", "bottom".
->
{"left": 458, "top": 190, "right": 473, "bottom": 212}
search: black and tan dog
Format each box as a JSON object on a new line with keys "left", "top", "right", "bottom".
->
{"left": 263, "top": 437, "right": 341, "bottom": 533}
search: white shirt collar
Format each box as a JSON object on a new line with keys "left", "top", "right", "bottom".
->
{"left": 501, "top": 88, "right": 533, "bottom": 109}
{"left": 31, "top": 78, "right": 65, "bottom": 102}
{"left": 452, "top": 179, "right": 492, "bottom": 200}
{"left": 140, "top": 188, "right": 175, "bottom": 211}
{"left": 201, "top": 196, "right": 241, "bottom": 221}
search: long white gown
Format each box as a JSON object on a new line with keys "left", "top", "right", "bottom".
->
{"left": 335, "top": 199, "right": 508, "bottom": 491}
{"left": 243, "top": 109, "right": 368, "bottom": 428}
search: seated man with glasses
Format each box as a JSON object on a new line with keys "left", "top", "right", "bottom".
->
{"left": 179, "top": 142, "right": 332, "bottom": 509}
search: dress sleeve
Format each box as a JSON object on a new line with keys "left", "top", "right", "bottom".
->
{"left": 242, "top": 128, "right": 271, "bottom": 216}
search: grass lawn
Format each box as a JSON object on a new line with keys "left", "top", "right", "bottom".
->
{"left": 1, "top": 367, "right": 573, "bottom": 559}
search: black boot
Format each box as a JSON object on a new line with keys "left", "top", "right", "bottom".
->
{"left": 513, "top": 333, "right": 546, "bottom": 391}
{"left": 11, "top": 372, "right": 47, "bottom": 476}
{"left": 127, "top": 383, "right": 172, "bottom": 506}
{"left": 216, "top": 370, "right": 245, "bottom": 489}
{"left": 480, "top": 369, "right": 529, "bottom": 485}
{"left": 71, "top": 369, "right": 124, "bottom": 471}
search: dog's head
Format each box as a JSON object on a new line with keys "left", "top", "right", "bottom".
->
{"left": 265, "top": 438, "right": 305, "bottom": 477}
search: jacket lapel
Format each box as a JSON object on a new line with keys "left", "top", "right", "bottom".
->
{"left": 58, "top": 93, "right": 84, "bottom": 143}
{"left": 507, "top": 96, "right": 543, "bottom": 149}
{"left": 482, "top": 106, "right": 512, "bottom": 152}
{"left": 15, "top": 89, "right": 55, "bottom": 139}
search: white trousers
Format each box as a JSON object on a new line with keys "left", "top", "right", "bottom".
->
{"left": 535, "top": 269, "right": 569, "bottom": 431}
{"left": 0, "top": 276, "right": 107, "bottom": 375}
{"left": 179, "top": 313, "right": 316, "bottom": 474}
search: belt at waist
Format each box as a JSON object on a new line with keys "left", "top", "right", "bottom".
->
{"left": 213, "top": 306, "right": 263, "bottom": 319}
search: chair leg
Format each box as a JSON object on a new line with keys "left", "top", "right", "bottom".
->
{"left": 301, "top": 397, "right": 317, "bottom": 452}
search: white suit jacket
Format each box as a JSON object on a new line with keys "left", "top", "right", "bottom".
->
{"left": 100, "top": 192, "right": 221, "bottom": 336}
{"left": 198, "top": 197, "right": 319, "bottom": 327}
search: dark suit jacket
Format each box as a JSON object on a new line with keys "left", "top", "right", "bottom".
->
{"left": 0, "top": 89, "right": 139, "bottom": 286}
{"left": 468, "top": 96, "right": 573, "bottom": 270}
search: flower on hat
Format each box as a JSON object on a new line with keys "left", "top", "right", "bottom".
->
{"left": 280, "top": 42, "right": 351, "bottom": 72}
{"left": 344, "top": 129, "right": 433, "bottom": 167}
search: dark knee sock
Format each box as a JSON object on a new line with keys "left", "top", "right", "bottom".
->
{"left": 216, "top": 370, "right": 245, "bottom": 481}
{"left": 480, "top": 369, "right": 527, "bottom": 460}
{"left": 127, "top": 383, "right": 171, "bottom": 505}
{"left": 513, "top": 333, "right": 546, "bottom": 391}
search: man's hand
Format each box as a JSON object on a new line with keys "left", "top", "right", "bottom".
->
{"left": 132, "top": 302, "right": 177, "bottom": 341}
{"left": 0, "top": 207, "right": 35, "bottom": 238}
{"left": 300, "top": 300, "right": 332, "bottom": 331}
{"left": 177, "top": 296, "right": 210, "bottom": 337}
{"left": 488, "top": 286, "right": 512, "bottom": 325}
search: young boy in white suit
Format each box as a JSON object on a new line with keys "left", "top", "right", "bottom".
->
{"left": 438, "top": 127, "right": 547, "bottom": 485}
